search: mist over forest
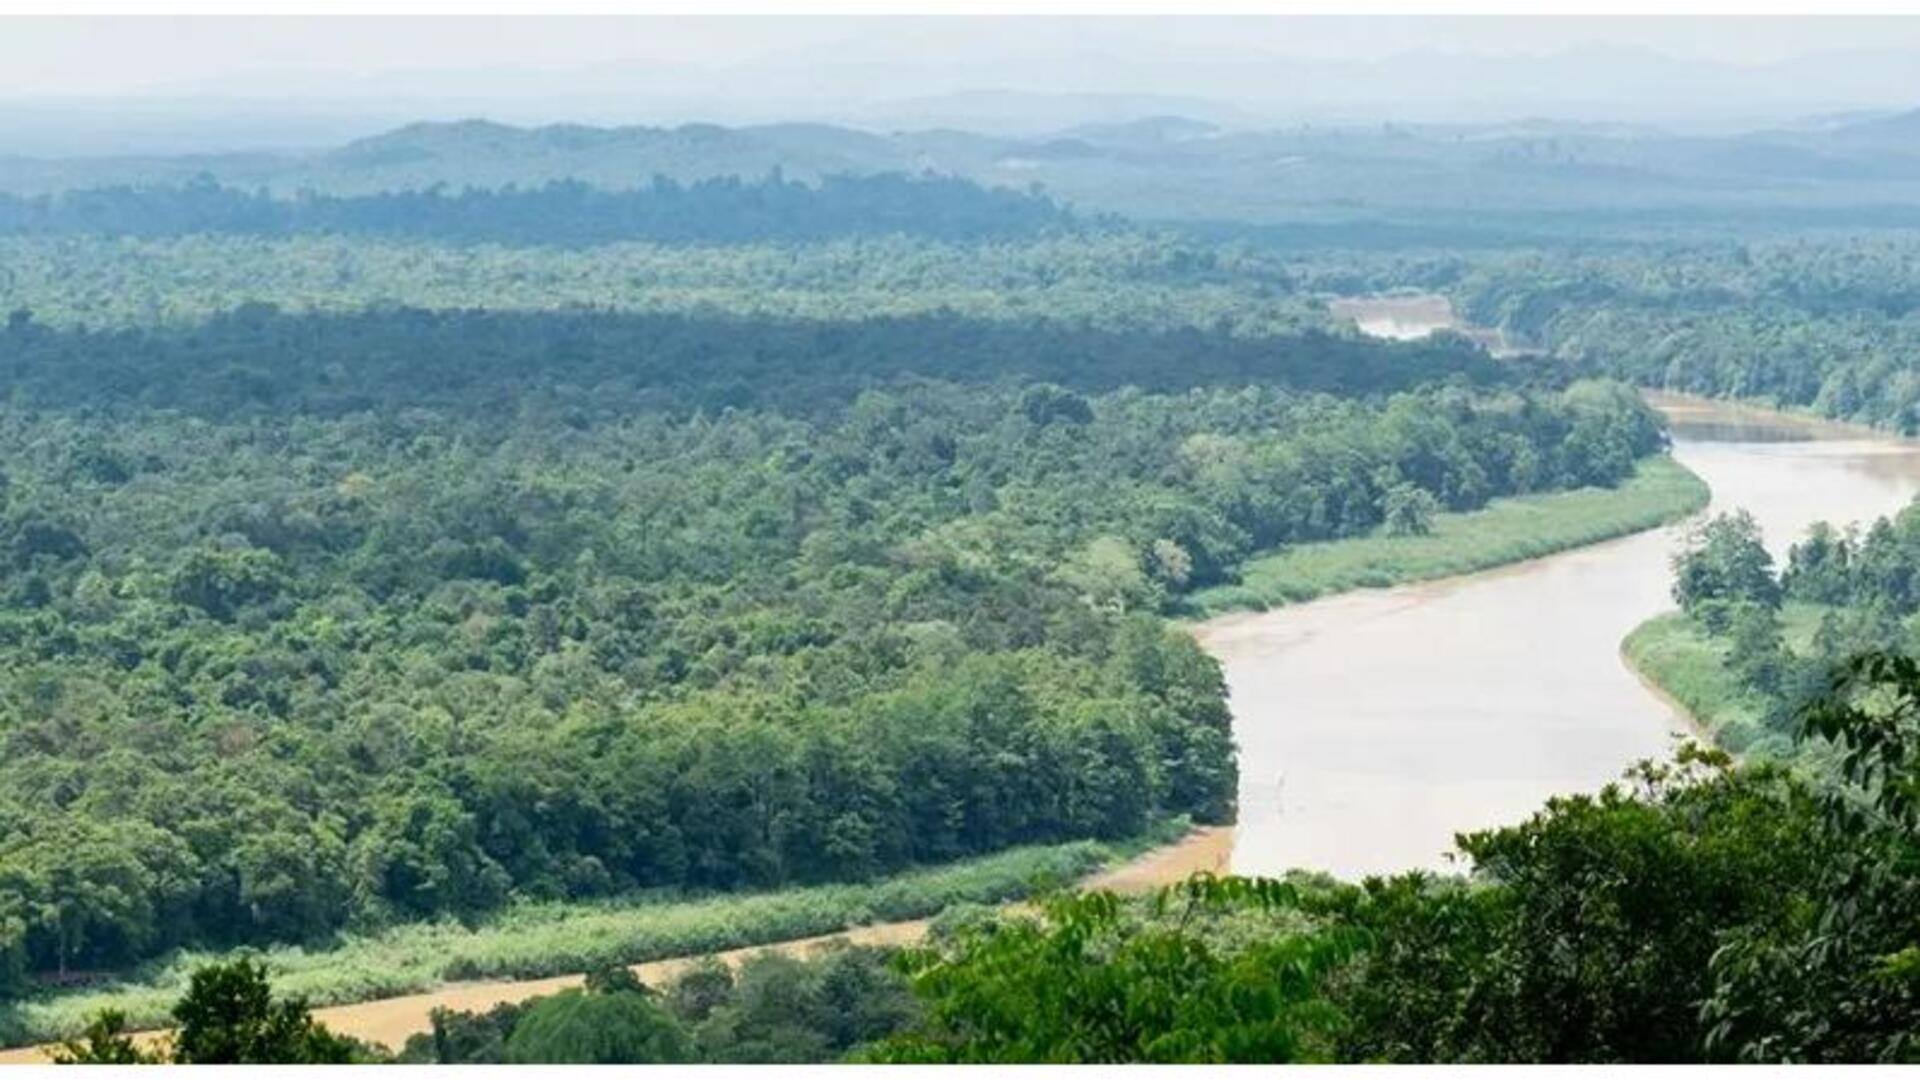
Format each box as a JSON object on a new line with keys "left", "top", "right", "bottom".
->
{"left": 4, "top": 13, "right": 1920, "bottom": 1069}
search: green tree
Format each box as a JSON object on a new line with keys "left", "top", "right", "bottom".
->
{"left": 666, "top": 956, "right": 736, "bottom": 1024}
{"left": 1703, "top": 651, "right": 1920, "bottom": 1062}
{"left": 1723, "top": 602, "right": 1790, "bottom": 696}
{"left": 1381, "top": 483, "right": 1440, "bottom": 537}
{"left": 169, "top": 545, "right": 289, "bottom": 621}
{"left": 55, "top": 960, "right": 362, "bottom": 1064}
{"left": 1439, "top": 747, "right": 1823, "bottom": 1062}
{"left": 868, "top": 878, "right": 1351, "bottom": 1063}
{"left": 1058, "top": 535, "right": 1154, "bottom": 613}
{"left": 504, "top": 987, "right": 692, "bottom": 1064}
{"left": 169, "top": 959, "right": 358, "bottom": 1064}
{"left": 1783, "top": 520, "right": 1854, "bottom": 604}
{"left": 51, "top": 1011, "right": 163, "bottom": 1065}
{"left": 6, "top": 819, "right": 194, "bottom": 977}
{"left": 1673, "top": 511, "right": 1780, "bottom": 628}
{"left": 583, "top": 962, "right": 649, "bottom": 996}
{"left": 404, "top": 1003, "right": 524, "bottom": 1064}
{"left": 1018, "top": 383, "right": 1094, "bottom": 427}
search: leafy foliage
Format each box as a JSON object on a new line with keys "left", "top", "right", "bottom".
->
{"left": 1672, "top": 510, "right": 1781, "bottom": 629}
{"left": 1449, "top": 238, "right": 1920, "bottom": 433}
{"left": 1702, "top": 651, "right": 1920, "bottom": 1062}
{"left": 403, "top": 945, "right": 920, "bottom": 1064}
{"left": 868, "top": 877, "right": 1351, "bottom": 1063}
{"left": 8, "top": 835, "right": 1121, "bottom": 1051}
{"left": 502, "top": 986, "right": 691, "bottom": 1064}
{"left": 53, "top": 959, "right": 360, "bottom": 1064}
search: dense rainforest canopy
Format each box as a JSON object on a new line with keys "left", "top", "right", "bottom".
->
{"left": 0, "top": 304, "right": 1660, "bottom": 985}
{"left": 0, "top": 229, "right": 1313, "bottom": 333}
{"left": 1428, "top": 236, "right": 1920, "bottom": 432}
{"left": 0, "top": 170, "right": 1666, "bottom": 999}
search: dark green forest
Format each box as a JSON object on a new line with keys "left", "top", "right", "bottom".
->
{"left": 1437, "top": 237, "right": 1920, "bottom": 431}
{"left": 0, "top": 173, "right": 1078, "bottom": 246}
{"left": 0, "top": 305, "right": 1509, "bottom": 416}
{"left": 0, "top": 219, "right": 1664, "bottom": 993}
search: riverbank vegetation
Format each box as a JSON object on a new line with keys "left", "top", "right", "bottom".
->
{"left": 0, "top": 832, "right": 1140, "bottom": 1048}
{"left": 1624, "top": 500, "right": 1920, "bottom": 760}
{"left": 1186, "top": 453, "right": 1706, "bottom": 616}
{"left": 74, "top": 672, "right": 1920, "bottom": 1064}
{"left": 1623, "top": 606, "right": 1830, "bottom": 759}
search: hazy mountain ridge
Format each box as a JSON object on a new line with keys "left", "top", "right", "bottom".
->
{"left": 6, "top": 111, "right": 1920, "bottom": 230}
{"left": 1824, "top": 106, "right": 1920, "bottom": 144}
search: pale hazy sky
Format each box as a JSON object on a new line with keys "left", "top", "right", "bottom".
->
{"left": 8, "top": 16, "right": 1920, "bottom": 97}
{"left": 5, "top": 15, "right": 1920, "bottom": 153}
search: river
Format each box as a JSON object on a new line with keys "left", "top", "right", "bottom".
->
{"left": 1198, "top": 310, "right": 1920, "bottom": 879}
{"left": 1327, "top": 293, "right": 1524, "bottom": 356}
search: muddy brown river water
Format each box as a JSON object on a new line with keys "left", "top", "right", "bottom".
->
{"left": 1195, "top": 391, "right": 1920, "bottom": 880}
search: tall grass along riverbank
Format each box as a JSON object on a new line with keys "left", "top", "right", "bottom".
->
{"left": 1185, "top": 455, "right": 1709, "bottom": 618}
{"left": 1622, "top": 604, "right": 1829, "bottom": 761}
{"left": 0, "top": 825, "right": 1185, "bottom": 1049}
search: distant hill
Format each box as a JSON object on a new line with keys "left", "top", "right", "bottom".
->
{"left": 0, "top": 119, "right": 964, "bottom": 199}
{"left": 1825, "top": 106, "right": 1920, "bottom": 146}
{"left": 9, "top": 113, "right": 1920, "bottom": 236}
{"left": 313, "top": 119, "right": 921, "bottom": 192}
{"left": 1057, "top": 116, "right": 1222, "bottom": 149}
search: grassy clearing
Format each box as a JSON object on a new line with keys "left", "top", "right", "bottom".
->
{"left": 1184, "top": 455, "right": 1709, "bottom": 618}
{"left": 1621, "top": 603, "right": 1829, "bottom": 760}
{"left": 0, "top": 823, "right": 1183, "bottom": 1048}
